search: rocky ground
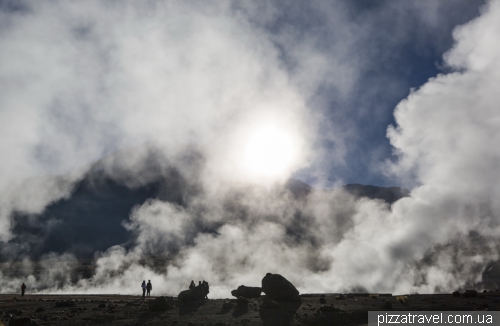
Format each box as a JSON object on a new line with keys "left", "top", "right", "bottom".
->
{"left": 1, "top": 291, "right": 499, "bottom": 326}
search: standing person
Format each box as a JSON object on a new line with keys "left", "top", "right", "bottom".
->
{"left": 141, "top": 280, "right": 146, "bottom": 299}
{"left": 202, "top": 281, "right": 209, "bottom": 299}
{"left": 21, "top": 283, "right": 26, "bottom": 296}
{"left": 146, "top": 280, "right": 152, "bottom": 297}
{"left": 189, "top": 281, "right": 195, "bottom": 289}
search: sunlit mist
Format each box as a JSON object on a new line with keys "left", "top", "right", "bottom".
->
{"left": 242, "top": 124, "right": 298, "bottom": 179}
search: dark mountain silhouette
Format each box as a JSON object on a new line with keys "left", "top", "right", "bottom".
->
{"left": 9, "top": 177, "right": 161, "bottom": 259}
{"left": 3, "top": 145, "right": 409, "bottom": 262}
{"left": 284, "top": 179, "right": 410, "bottom": 204}
{"left": 342, "top": 183, "right": 410, "bottom": 204}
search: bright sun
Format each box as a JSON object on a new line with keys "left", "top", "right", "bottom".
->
{"left": 243, "top": 124, "right": 297, "bottom": 178}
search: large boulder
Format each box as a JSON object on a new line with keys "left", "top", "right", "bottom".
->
{"left": 149, "top": 296, "right": 171, "bottom": 311}
{"left": 231, "top": 285, "right": 262, "bottom": 298}
{"left": 178, "top": 286, "right": 208, "bottom": 302}
{"left": 178, "top": 290, "right": 192, "bottom": 302}
{"left": 261, "top": 273, "right": 300, "bottom": 302}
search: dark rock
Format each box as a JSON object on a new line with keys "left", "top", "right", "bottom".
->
{"left": 452, "top": 291, "right": 460, "bottom": 297}
{"left": 178, "top": 290, "right": 192, "bottom": 302}
{"left": 261, "top": 299, "right": 278, "bottom": 309}
{"left": 8, "top": 317, "right": 32, "bottom": 326}
{"left": 97, "top": 303, "right": 106, "bottom": 309}
{"left": 261, "top": 273, "right": 299, "bottom": 302}
{"left": 231, "top": 285, "right": 262, "bottom": 298}
{"left": 464, "top": 290, "right": 478, "bottom": 298}
{"left": 149, "top": 296, "right": 171, "bottom": 312}
{"left": 35, "top": 307, "right": 45, "bottom": 313}
{"left": 319, "top": 297, "right": 326, "bottom": 304}
{"left": 178, "top": 286, "right": 208, "bottom": 302}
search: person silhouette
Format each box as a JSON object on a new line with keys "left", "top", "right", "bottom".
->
{"left": 21, "top": 283, "right": 26, "bottom": 296}
{"left": 141, "top": 280, "right": 146, "bottom": 298}
{"left": 202, "top": 280, "right": 209, "bottom": 299}
{"left": 189, "top": 280, "right": 195, "bottom": 289}
{"left": 146, "top": 280, "right": 152, "bottom": 297}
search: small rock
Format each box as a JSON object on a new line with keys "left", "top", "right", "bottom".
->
{"left": 464, "top": 290, "right": 478, "bottom": 298}
{"left": 319, "top": 297, "right": 326, "bottom": 304}
{"left": 98, "top": 303, "right": 106, "bottom": 309}
{"left": 452, "top": 291, "right": 460, "bottom": 297}
{"left": 35, "top": 307, "right": 45, "bottom": 313}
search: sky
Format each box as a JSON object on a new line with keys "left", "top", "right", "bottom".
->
{"left": 0, "top": 0, "right": 485, "bottom": 189}
{"left": 1, "top": 0, "right": 500, "bottom": 297}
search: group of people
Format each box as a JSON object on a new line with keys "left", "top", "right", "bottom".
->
{"left": 141, "top": 280, "right": 153, "bottom": 298}
{"left": 189, "top": 280, "right": 209, "bottom": 299}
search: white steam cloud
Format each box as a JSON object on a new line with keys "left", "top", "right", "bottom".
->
{"left": 1, "top": 0, "right": 500, "bottom": 298}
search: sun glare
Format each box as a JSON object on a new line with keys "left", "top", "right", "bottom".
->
{"left": 243, "top": 124, "right": 297, "bottom": 178}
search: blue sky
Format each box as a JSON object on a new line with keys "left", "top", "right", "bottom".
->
{"left": 277, "top": 0, "right": 485, "bottom": 187}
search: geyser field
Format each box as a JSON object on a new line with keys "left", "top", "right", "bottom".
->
{"left": 2, "top": 0, "right": 500, "bottom": 325}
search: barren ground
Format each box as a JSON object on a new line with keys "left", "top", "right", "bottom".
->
{"left": 1, "top": 291, "right": 499, "bottom": 326}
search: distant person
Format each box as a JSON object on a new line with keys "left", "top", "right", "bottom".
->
{"left": 198, "top": 281, "right": 202, "bottom": 287}
{"left": 21, "top": 283, "right": 26, "bottom": 296}
{"left": 146, "top": 280, "right": 152, "bottom": 297}
{"left": 141, "top": 280, "right": 146, "bottom": 298}
{"left": 189, "top": 280, "right": 195, "bottom": 289}
{"left": 202, "top": 280, "right": 209, "bottom": 299}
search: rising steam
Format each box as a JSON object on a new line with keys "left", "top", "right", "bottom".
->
{"left": 1, "top": 0, "right": 500, "bottom": 297}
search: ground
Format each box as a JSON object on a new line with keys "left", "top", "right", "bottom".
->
{"left": 0, "top": 291, "right": 498, "bottom": 326}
